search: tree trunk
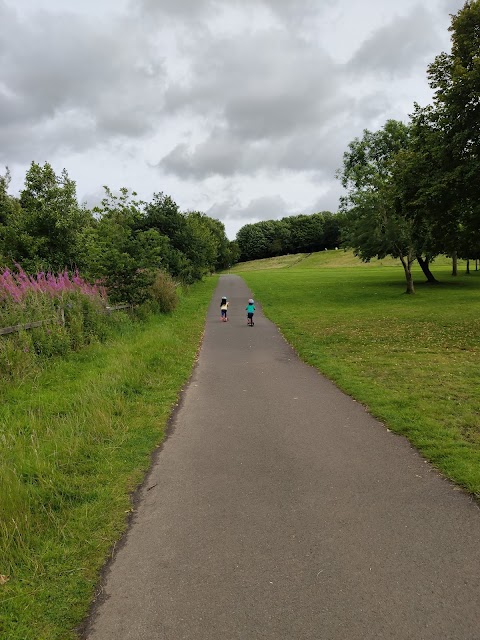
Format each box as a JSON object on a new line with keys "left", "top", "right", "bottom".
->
{"left": 417, "top": 256, "right": 439, "bottom": 284}
{"left": 452, "top": 251, "right": 458, "bottom": 276}
{"left": 399, "top": 255, "right": 415, "bottom": 294}
{"left": 466, "top": 259, "right": 470, "bottom": 274}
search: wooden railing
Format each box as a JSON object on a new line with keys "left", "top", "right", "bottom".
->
{"left": 0, "top": 317, "right": 59, "bottom": 336}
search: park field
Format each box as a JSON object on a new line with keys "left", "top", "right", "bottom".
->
{"left": 0, "top": 277, "right": 218, "bottom": 640}
{"left": 236, "top": 251, "right": 480, "bottom": 498}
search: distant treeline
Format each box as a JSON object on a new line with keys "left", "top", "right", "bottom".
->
{"left": 0, "top": 162, "right": 239, "bottom": 303}
{"left": 236, "top": 211, "right": 344, "bottom": 262}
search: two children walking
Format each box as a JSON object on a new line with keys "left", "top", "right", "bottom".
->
{"left": 220, "top": 296, "right": 255, "bottom": 326}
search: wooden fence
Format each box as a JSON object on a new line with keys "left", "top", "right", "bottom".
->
{"left": 0, "top": 305, "right": 131, "bottom": 337}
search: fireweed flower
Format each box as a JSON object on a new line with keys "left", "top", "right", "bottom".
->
{"left": 0, "top": 267, "right": 106, "bottom": 308}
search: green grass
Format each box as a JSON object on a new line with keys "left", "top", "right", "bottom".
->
{"left": 238, "top": 255, "right": 480, "bottom": 497}
{"left": 227, "top": 249, "right": 473, "bottom": 272}
{"left": 226, "top": 253, "right": 310, "bottom": 271}
{"left": 0, "top": 276, "right": 218, "bottom": 640}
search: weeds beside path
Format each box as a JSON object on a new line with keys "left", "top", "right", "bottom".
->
{"left": 0, "top": 277, "right": 218, "bottom": 640}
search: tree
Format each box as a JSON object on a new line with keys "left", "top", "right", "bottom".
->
{"left": 321, "top": 211, "right": 344, "bottom": 249}
{"left": 0, "top": 168, "right": 22, "bottom": 263}
{"left": 7, "top": 162, "right": 90, "bottom": 272}
{"left": 142, "top": 193, "right": 199, "bottom": 282}
{"left": 186, "top": 214, "right": 236, "bottom": 270}
{"left": 283, "top": 214, "right": 324, "bottom": 253}
{"left": 87, "top": 187, "right": 170, "bottom": 303}
{"left": 184, "top": 212, "right": 222, "bottom": 277}
{"left": 426, "top": 1, "right": 480, "bottom": 260}
{"left": 385, "top": 121, "right": 442, "bottom": 285}
{"left": 236, "top": 223, "right": 269, "bottom": 261}
{"left": 339, "top": 120, "right": 419, "bottom": 293}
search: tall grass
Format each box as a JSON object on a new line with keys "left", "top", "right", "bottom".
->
{"left": 239, "top": 260, "right": 480, "bottom": 497}
{"left": 0, "top": 267, "right": 111, "bottom": 380}
{"left": 0, "top": 276, "right": 218, "bottom": 640}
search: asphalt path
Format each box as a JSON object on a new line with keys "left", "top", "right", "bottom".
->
{"left": 85, "top": 274, "right": 480, "bottom": 640}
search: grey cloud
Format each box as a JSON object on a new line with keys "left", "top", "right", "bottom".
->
{"left": 348, "top": 6, "right": 440, "bottom": 76}
{"left": 156, "top": 6, "right": 424, "bottom": 182}
{"left": 0, "top": 4, "right": 166, "bottom": 162}
{"left": 139, "top": 0, "right": 326, "bottom": 23}
{"left": 159, "top": 87, "right": 391, "bottom": 180}
{"left": 159, "top": 132, "right": 321, "bottom": 179}
{"left": 139, "top": 0, "right": 212, "bottom": 18}
{"left": 207, "top": 195, "right": 292, "bottom": 222}
{"left": 165, "top": 31, "right": 342, "bottom": 140}
{"left": 80, "top": 188, "right": 106, "bottom": 210}
{"left": 441, "top": 0, "right": 465, "bottom": 14}
{"left": 160, "top": 134, "right": 243, "bottom": 179}
{"left": 159, "top": 27, "right": 356, "bottom": 178}
{"left": 310, "top": 185, "right": 344, "bottom": 214}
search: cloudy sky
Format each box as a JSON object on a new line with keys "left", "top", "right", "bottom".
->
{"left": 0, "top": 0, "right": 464, "bottom": 239}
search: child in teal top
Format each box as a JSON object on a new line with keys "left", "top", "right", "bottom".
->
{"left": 246, "top": 299, "right": 255, "bottom": 326}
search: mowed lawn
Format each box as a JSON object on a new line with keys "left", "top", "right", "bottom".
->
{"left": 238, "top": 253, "right": 480, "bottom": 497}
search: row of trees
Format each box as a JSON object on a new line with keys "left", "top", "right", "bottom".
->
{"left": 0, "top": 163, "right": 239, "bottom": 303}
{"left": 339, "top": 0, "right": 480, "bottom": 293}
{"left": 236, "top": 211, "right": 343, "bottom": 262}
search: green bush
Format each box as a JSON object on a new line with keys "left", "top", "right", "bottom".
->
{"left": 149, "top": 270, "right": 178, "bottom": 313}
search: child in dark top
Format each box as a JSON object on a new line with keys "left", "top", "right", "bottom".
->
{"left": 246, "top": 298, "right": 255, "bottom": 326}
{"left": 220, "top": 296, "right": 229, "bottom": 322}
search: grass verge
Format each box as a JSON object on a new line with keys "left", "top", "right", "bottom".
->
{"left": 0, "top": 276, "right": 218, "bottom": 640}
{"left": 239, "top": 262, "right": 480, "bottom": 497}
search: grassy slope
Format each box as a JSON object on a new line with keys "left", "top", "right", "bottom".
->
{"left": 227, "top": 250, "right": 468, "bottom": 272}
{"left": 0, "top": 277, "right": 218, "bottom": 640}
{"left": 236, "top": 253, "right": 480, "bottom": 497}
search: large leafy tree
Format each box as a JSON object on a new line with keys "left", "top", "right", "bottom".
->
{"left": 339, "top": 120, "right": 421, "bottom": 293}
{"left": 385, "top": 112, "right": 444, "bottom": 284}
{"left": 236, "top": 223, "right": 270, "bottom": 261}
{"left": 184, "top": 212, "right": 235, "bottom": 271}
{"left": 283, "top": 214, "right": 324, "bottom": 254}
{"left": 87, "top": 188, "right": 171, "bottom": 304}
{"left": 141, "top": 193, "right": 200, "bottom": 282}
{"left": 7, "top": 162, "right": 91, "bottom": 272}
{"left": 426, "top": 0, "right": 480, "bottom": 265}
{"left": 321, "top": 211, "right": 344, "bottom": 250}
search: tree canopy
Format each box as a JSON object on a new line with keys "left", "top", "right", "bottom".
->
{"left": 0, "top": 165, "right": 237, "bottom": 304}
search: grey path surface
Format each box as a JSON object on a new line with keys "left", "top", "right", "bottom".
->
{"left": 85, "top": 275, "right": 480, "bottom": 640}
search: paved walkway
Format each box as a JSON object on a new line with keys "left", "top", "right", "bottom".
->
{"left": 85, "top": 275, "right": 480, "bottom": 639}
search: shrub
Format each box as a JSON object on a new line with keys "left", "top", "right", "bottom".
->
{"left": 149, "top": 270, "right": 178, "bottom": 313}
